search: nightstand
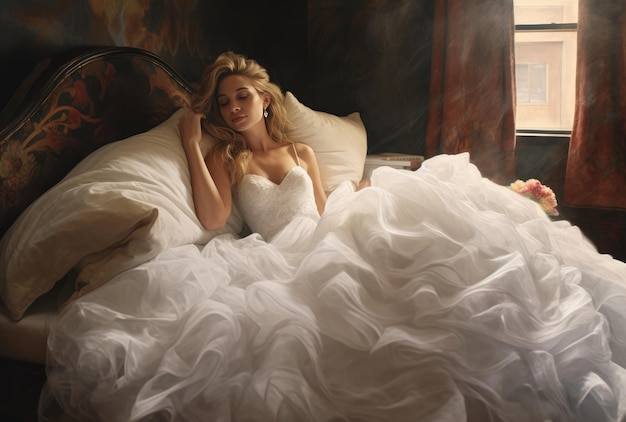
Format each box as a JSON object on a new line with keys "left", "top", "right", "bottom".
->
{"left": 363, "top": 153, "right": 424, "bottom": 179}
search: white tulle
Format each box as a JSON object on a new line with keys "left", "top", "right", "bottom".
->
{"left": 39, "top": 153, "right": 626, "bottom": 422}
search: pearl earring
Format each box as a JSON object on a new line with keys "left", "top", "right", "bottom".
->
{"left": 263, "top": 109, "right": 268, "bottom": 118}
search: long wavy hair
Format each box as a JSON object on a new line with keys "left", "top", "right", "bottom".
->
{"left": 191, "top": 52, "right": 293, "bottom": 187}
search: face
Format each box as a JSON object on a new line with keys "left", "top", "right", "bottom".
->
{"left": 217, "top": 74, "right": 268, "bottom": 133}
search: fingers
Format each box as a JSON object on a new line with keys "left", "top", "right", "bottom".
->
{"left": 178, "top": 110, "right": 204, "bottom": 146}
{"left": 179, "top": 110, "right": 203, "bottom": 126}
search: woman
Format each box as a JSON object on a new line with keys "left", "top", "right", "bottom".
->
{"left": 178, "top": 51, "right": 328, "bottom": 240}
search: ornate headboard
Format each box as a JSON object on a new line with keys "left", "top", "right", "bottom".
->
{"left": 0, "top": 47, "right": 194, "bottom": 237}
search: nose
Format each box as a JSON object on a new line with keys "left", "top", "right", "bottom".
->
{"left": 232, "top": 103, "right": 241, "bottom": 113}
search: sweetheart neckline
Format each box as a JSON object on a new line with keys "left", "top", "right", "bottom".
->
{"left": 242, "top": 166, "right": 304, "bottom": 186}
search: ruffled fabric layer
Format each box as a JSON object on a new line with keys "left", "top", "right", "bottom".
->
{"left": 40, "top": 153, "right": 626, "bottom": 422}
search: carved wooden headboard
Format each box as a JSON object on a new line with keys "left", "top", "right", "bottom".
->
{"left": 0, "top": 47, "right": 194, "bottom": 237}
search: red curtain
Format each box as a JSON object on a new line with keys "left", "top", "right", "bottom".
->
{"left": 426, "top": 0, "right": 516, "bottom": 183}
{"left": 564, "top": 0, "right": 626, "bottom": 210}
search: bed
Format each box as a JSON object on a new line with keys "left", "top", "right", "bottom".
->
{"left": 2, "top": 46, "right": 626, "bottom": 422}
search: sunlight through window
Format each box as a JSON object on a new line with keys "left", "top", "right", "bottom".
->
{"left": 514, "top": 0, "right": 578, "bottom": 132}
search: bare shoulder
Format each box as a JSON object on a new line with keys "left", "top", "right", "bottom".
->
{"left": 293, "top": 142, "right": 316, "bottom": 160}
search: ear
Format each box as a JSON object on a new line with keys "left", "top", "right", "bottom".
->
{"left": 263, "top": 92, "right": 271, "bottom": 108}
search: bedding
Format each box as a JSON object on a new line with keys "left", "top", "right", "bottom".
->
{"left": 0, "top": 109, "right": 242, "bottom": 321}
{"left": 2, "top": 47, "right": 626, "bottom": 422}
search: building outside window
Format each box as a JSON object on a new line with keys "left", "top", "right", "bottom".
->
{"left": 514, "top": 0, "right": 578, "bottom": 132}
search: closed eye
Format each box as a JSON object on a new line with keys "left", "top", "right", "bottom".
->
{"left": 218, "top": 87, "right": 252, "bottom": 107}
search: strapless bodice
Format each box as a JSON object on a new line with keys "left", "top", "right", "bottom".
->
{"left": 236, "top": 166, "right": 319, "bottom": 240}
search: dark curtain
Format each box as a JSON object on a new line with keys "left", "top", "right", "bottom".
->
{"left": 426, "top": 0, "right": 516, "bottom": 183}
{"left": 564, "top": 0, "right": 626, "bottom": 210}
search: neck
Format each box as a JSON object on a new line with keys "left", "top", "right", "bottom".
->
{"left": 243, "top": 126, "right": 275, "bottom": 152}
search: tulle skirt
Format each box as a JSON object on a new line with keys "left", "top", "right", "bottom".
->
{"left": 40, "top": 153, "right": 626, "bottom": 422}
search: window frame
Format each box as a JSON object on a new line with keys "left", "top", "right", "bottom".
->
{"left": 514, "top": 21, "right": 578, "bottom": 136}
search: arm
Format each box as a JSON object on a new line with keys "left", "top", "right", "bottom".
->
{"left": 296, "top": 143, "right": 327, "bottom": 215}
{"left": 178, "top": 111, "right": 232, "bottom": 230}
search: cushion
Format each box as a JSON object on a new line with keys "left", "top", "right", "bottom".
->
{"left": 0, "top": 109, "right": 243, "bottom": 320}
{"left": 284, "top": 91, "right": 367, "bottom": 193}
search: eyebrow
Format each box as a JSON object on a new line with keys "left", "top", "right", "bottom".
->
{"left": 217, "top": 87, "right": 250, "bottom": 98}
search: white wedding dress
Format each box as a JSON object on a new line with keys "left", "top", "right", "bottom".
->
{"left": 40, "top": 153, "right": 626, "bottom": 422}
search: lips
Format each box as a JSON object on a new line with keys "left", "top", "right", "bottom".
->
{"left": 232, "top": 115, "right": 245, "bottom": 124}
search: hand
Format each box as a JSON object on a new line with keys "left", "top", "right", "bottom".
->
{"left": 356, "top": 178, "right": 371, "bottom": 191}
{"left": 178, "top": 110, "right": 205, "bottom": 149}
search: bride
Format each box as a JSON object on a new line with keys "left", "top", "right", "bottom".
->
{"left": 40, "top": 52, "right": 626, "bottom": 422}
{"left": 177, "top": 51, "right": 331, "bottom": 240}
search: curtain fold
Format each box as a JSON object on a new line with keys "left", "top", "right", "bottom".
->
{"left": 426, "top": 0, "right": 516, "bottom": 183}
{"left": 564, "top": 0, "right": 626, "bottom": 210}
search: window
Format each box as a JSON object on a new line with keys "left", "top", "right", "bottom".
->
{"left": 513, "top": 0, "right": 578, "bottom": 132}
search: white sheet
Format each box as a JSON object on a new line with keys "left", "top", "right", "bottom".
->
{"left": 0, "top": 289, "right": 58, "bottom": 364}
{"left": 39, "top": 153, "right": 626, "bottom": 422}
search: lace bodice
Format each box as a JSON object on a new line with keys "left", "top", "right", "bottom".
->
{"left": 236, "top": 166, "right": 320, "bottom": 240}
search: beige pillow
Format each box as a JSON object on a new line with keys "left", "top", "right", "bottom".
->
{"left": 0, "top": 109, "right": 242, "bottom": 320}
{"left": 284, "top": 91, "right": 368, "bottom": 193}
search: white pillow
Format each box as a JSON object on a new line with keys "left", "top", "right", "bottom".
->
{"left": 0, "top": 109, "right": 242, "bottom": 320}
{"left": 284, "top": 91, "right": 367, "bottom": 193}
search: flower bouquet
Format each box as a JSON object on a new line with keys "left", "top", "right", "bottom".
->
{"left": 509, "top": 178, "right": 559, "bottom": 216}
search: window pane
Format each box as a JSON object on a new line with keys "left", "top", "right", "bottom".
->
{"left": 529, "top": 63, "right": 547, "bottom": 103}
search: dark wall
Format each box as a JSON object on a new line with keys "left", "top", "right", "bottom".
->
{"left": 0, "top": 0, "right": 433, "bottom": 156}
{"left": 305, "top": 0, "right": 434, "bottom": 155}
{"left": 0, "top": 0, "right": 307, "bottom": 103}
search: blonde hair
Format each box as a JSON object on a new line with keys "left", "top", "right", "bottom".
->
{"left": 191, "top": 52, "right": 293, "bottom": 186}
